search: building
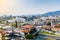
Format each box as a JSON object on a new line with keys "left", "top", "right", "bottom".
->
{"left": 51, "top": 24, "right": 60, "bottom": 32}
{"left": 34, "top": 16, "right": 60, "bottom": 26}
{"left": 21, "top": 24, "right": 34, "bottom": 33}
{"left": 43, "top": 25, "right": 52, "bottom": 30}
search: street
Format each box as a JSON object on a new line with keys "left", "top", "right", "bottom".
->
{"left": 35, "top": 34, "right": 60, "bottom": 40}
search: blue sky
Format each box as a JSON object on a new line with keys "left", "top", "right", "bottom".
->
{"left": 0, "top": 0, "right": 60, "bottom": 16}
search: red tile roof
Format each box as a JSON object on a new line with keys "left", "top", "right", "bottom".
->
{"left": 0, "top": 30, "right": 5, "bottom": 33}
{"left": 21, "top": 29, "right": 30, "bottom": 33}
{"left": 22, "top": 25, "right": 33, "bottom": 29}
{"left": 51, "top": 28, "right": 60, "bottom": 31}
{"left": 43, "top": 25, "right": 51, "bottom": 29}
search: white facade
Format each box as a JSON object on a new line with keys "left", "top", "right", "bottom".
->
{"left": 16, "top": 17, "right": 25, "bottom": 22}
{"left": 35, "top": 16, "right": 60, "bottom": 26}
{"left": 8, "top": 17, "right": 25, "bottom": 23}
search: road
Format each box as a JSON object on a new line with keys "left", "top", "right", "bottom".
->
{"left": 45, "top": 35, "right": 60, "bottom": 40}
{"left": 35, "top": 34, "right": 60, "bottom": 40}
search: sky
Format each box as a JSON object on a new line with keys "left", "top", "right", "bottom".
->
{"left": 0, "top": 0, "right": 60, "bottom": 16}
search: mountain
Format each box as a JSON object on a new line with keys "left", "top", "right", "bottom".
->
{"left": 42, "top": 10, "right": 60, "bottom": 16}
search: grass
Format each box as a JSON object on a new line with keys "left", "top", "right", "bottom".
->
{"left": 41, "top": 31, "right": 54, "bottom": 35}
{"left": 43, "top": 38, "right": 54, "bottom": 40}
{"left": 40, "top": 31, "right": 60, "bottom": 37}
{"left": 0, "top": 28, "right": 3, "bottom": 30}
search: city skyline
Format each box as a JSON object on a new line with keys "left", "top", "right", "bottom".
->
{"left": 0, "top": 0, "right": 60, "bottom": 16}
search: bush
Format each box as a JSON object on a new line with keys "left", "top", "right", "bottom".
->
{"left": 11, "top": 23, "right": 17, "bottom": 27}
{"left": 47, "top": 22, "right": 51, "bottom": 26}
{"left": 0, "top": 27, "right": 3, "bottom": 30}
{"left": 25, "top": 34, "right": 34, "bottom": 39}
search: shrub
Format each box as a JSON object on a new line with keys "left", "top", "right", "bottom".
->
{"left": 25, "top": 34, "right": 34, "bottom": 39}
{"left": 47, "top": 22, "right": 51, "bottom": 26}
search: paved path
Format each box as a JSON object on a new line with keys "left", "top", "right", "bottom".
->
{"left": 0, "top": 33, "right": 2, "bottom": 40}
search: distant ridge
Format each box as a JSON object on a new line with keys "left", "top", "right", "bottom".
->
{"left": 42, "top": 10, "right": 60, "bottom": 16}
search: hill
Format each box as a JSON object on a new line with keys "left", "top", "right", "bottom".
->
{"left": 42, "top": 10, "right": 60, "bottom": 16}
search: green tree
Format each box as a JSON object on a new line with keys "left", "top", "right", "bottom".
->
{"left": 25, "top": 34, "right": 34, "bottom": 39}
{"left": 0, "top": 20, "right": 3, "bottom": 24}
{"left": 11, "top": 23, "right": 16, "bottom": 27}
{"left": 47, "top": 22, "right": 51, "bottom": 26}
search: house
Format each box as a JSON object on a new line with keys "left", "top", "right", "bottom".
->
{"left": 20, "top": 24, "right": 38, "bottom": 35}
{"left": 51, "top": 28, "right": 60, "bottom": 32}
{"left": 7, "top": 17, "right": 25, "bottom": 23}
{"left": 51, "top": 24, "right": 60, "bottom": 32}
{"left": 16, "top": 16, "right": 25, "bottom": 22}
{"left": 0, "top": 30, "right": 5, "bottom": 34}
{"left": 43, "top": 25, "right": 52, "bottom": 30}
{"left": 21, "top": 24, "right": 34, "bottom": 33}
{"left": 39, "top": 16, "right": 59, "bottom": 26}
{"left": 34, "top": 19, "right": 46, "bottom": 26}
